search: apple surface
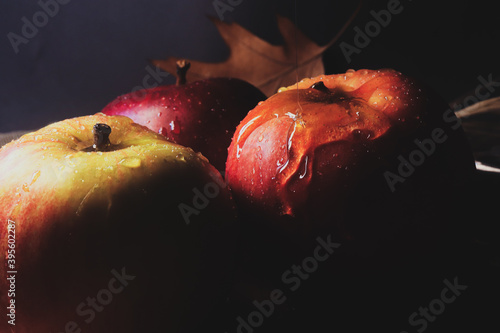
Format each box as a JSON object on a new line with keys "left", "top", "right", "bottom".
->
{"left": 0, "top": 113, "right": 238, "bottom": 332}
{"left": 102, "top": 61, "right": 266, "bottom": 171}
{"left": 225, "top": 69, "right": 475, "bottom": 253}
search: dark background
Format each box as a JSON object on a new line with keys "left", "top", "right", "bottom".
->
{"left": 1, "top": 0, "right": 499, "bottom": 132}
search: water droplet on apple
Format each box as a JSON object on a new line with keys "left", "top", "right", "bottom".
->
{"left": 65, "top": 154, "right": 76, "bottom": 167}
{"left": 258, "top": 101, "right": 264, "bottom": 106}
{"left": 236, "top": 145, "right": 243, "bottom": 159}
{"left": 298, "top": 155, "right": 309, "bottom": 179}
{"left": 170, "top": 119, "right": 181, "bottom": 135}
{"left": 277, "top": 158, "right": 289, "bottom": 174}
{"left": 30, "top": 170, "right": 41, "bottom": 185}
{"left": 119, "top": 157, "right": 142, "bottom": 168}
{"left": 80, "top": 126, "right": 86, "bottom": 130}
{"left": 157, "top": 112, "right": 162, "bottom": 117}
{"left": 159, "top": 127, "right": 167, "bottom": 136}
{"left": 258, "top": 135, "right": 264, "bottom": 142}
{"left": 22, "top": 183, "right": 30, "bottom": 192}
{"left": 176, "top": 153, "right": 186, "bottom": 162}
{"left": 172, "top": 106, "right": 178, "bottom": 111}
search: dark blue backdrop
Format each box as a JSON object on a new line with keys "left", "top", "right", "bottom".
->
{"left": 1, "top": 0, "right": 499, "bottom": 132}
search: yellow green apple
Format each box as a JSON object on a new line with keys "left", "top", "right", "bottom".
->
{"left": 0, "top": 113, "right": 237, "bottom": 332}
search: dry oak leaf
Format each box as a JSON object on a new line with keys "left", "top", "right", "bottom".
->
{"left": 152, "top": 6, "right": 360, "bottom": 97}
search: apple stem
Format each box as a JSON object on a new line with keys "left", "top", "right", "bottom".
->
{"left": 310, "top": 81, "right": 330, "bottom": 93}
{"left": 176, "top": 60, "right": 190, "bottom": 86}
{"left": 92, "top": 123, "right": 112, "bottom": 151}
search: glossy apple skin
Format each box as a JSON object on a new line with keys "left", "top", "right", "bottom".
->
{"left": 102, "top": 78, "right": 266, "bottom": 171}
{"left": 226, "top": 69, "right": 475, "bottom": 253}
{"left": 0, "top": 114, "right": 238, "bottom": 332}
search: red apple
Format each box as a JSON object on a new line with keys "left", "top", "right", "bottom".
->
{"left": 225, "top": 69, "right": 475, "bottom": 252}
{"left": 0, "top": 113, "right": 237, "bottom": 332}
{"left": 102, "top": 61, "right": 266, "bottom": 171}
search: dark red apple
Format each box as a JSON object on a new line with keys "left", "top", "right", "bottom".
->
{"left": 225, "top": 69, "right": 475, "bottom": 252}
{"left": 102, "top": 61, "right": 266, "bottom": 171}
